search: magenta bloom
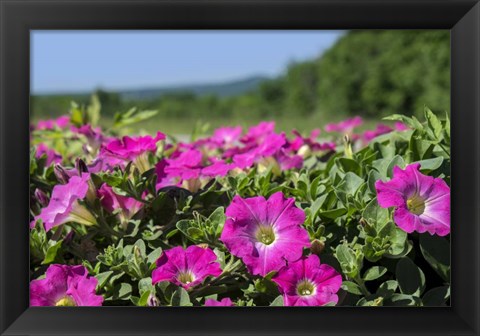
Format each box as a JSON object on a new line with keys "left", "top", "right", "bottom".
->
{"left": 375, "top": 163, "right": 450, "bottom": 236}
{"left": 325, "top": 116, "right": 363, "bottom": 133}
{"left": 205, "top": 298, "right": 234, "bottom": 306}
{"left": 31, "top": 173, "right": 97, "bottom": 231}
{"left": 98, "top": 184, "right": 143, "bottom": 229}
{"left": 211, "top": 126, "right": 242, "bottom": 145}
{"left": 363, "top": 124, "right": 393, "bottom": 142}
{"left": 102, "top": 132, "right": 165, "bottom": 160}
{"left": 241, "top": 121, "right": 275, "bottom": 144}
{"left": 152, "top": 246, "right": 222, "bottom": 289}
{"left": 35, "top": 143, "right": 62, "bottom": 166}
{"left": 233, "top": 133, "right": 286, "bottom": 169}
{"left": 36, "top": 115, "right": 70, "bottom": 130}
{"left": 30, "top": 264, "right": 103, "bottom": 306}
{"left": 272, "top": 255, "right": 342, "bottom": 306}
{"left": 100, "top": 132, "right": 165, "bottom": 171}
{"left": 202, "top": 160, "right": 235, "bottom": 177}
{"left": 220, "top": 192, "right": 310, "bottom": 276}
{"left": 164, "top": 149, "right": 203, "bottom": 180}
{"left": 394, "top": 122, "right": 409, "bottom": 131}
{"left": 70, "top": 124, "right": 106, "bottom": 154}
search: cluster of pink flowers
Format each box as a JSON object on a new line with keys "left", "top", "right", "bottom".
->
{"left": 29, "top": 113, "right": 449, "bottom": 307}
{"left": 324, "top": 116, "right": 408, "bottom": 144}
{"left": 218, "top": 191, "right": 342, "bottom": 306}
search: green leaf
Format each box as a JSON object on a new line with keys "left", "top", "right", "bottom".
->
{"left": 362, "top": 197, "right": 389, "bottom": 229}
{"left": 383, "top": 114, "right": 424, "bottom": 131}
{"left": 422, "top": 286, "right": 450, "bottom": 306}
{"left": 171, "top": 287, "right": 192, "bottom": 306}
{"left": 317, "top": 208, "right": 347, "bottom": 220}
{"left": 95, "top": 271, "right": 114, "bottom": 290}
{"left": 147, "top": 247, "right": 163, "bottom": 266}
{"left": 70, "top": 104, "right": 84, "bottom": 126}
{"left": 386, "top": 155, "right": 405, "bottom": 178}
{"left": 387, "top": 294, "right": 421, "bottom": 306}
{"left": 419, "top": 234, "right": 450, "bottom": 282}
{"left": 138, "top": 277, "right": 155, "bottom": 295}
{"left": 363, "top": 266, "right": 387, "bottom": 281}
{"left": 337, "top": 172, "right": 364, "bottom": 195}
{"left": 376, "top": 280, "right": 398, "bottom": 299}
{"left": 415, "top": 157, "right": 444, "bottom": 171}
{"left": 137, "top": 290, "right": 151, "bottom": 307}
{"left": 425, "top": 107, "right": 443, "bottom": 140}
{"left": 335, "top": 244, "right": 359, "bottom": 278}
{"left": 42, "top": 239, "right": 63, "bottom": 264}
{"left": 207, "top": 206, "right": 226, "bottom": 233}
{"left": 341, "top": 281, "right": 362, "bottom": 295}
{"left": 111, "top": 283, "right": 132, "bottom": 300}
{"left": 396, "top": 258, "right": 426, "bottom": 296}
{"left": 113, "top": 108, "right": 159, "bottom": 129}
{"left": 336, "top": 158, "right": 361, "bottom": 175}
{"left": 270, "top": 295, "right": 284, "bottom": 306}
{"left": 87, "top": 94, "right": 101, "bottom": 127}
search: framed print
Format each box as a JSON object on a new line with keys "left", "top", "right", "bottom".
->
{"left": 1, "top": 0, "right": 479, "bottom": 335}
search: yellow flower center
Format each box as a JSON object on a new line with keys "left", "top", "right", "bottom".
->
{"left": 255, "top": 225, "right": 276, "bottom": 245}
{"left": 55, "top": 296, "right": 77, "bottom": 306}
{"left": 407, "top": 194, "right": 425, "bottom": 215}
{"left": 177, "top": 271, "right": 195, "bottom": 285}
{"left": 296, "top": 279, "right": 316, "bottom": 297}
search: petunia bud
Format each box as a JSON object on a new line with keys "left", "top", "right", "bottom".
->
{"left": 76, "top": 158, "right": 89, "bottom": 174}
{"left": 311, "top": 239, "right": 325, "bottom": 255}
{"left": 63, "top": 231, "right": 75, "bottom": 245}
{"left": 147, "top": 293, "right": 160, "bottom": 307}
{"left": 34, "top": 188, "right": 49, "bottom": 207}
{"left": 343, "top": 134, "right": 353, "bottom": 159}
{"left": 54, "top": 164, "right": 70, "bottom": 184}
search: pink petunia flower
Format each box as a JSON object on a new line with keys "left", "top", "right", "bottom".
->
{"left": 375, "top": 163, "right": 450, "bottom": 236}
{"left": 36, "top": 115, "right": 70, "bottom": 131}
{"left": 211, "top": 126, "right": 243, "bottom": 146}
{"left": 240, "top": 121, "right": 275, "bottom": 144}
{"left": 70, "top": 124, "right": 106, "bottom": 154}
{"left": 233, "top": 133, "right": 287, "bottom": 169}
{"left": 164, "top": 149, "right": 204, "bottom": 181}
{"left": 205, "top": 298, "right": 234, "bottom": 306}
{"left": 100, "top": 132, "right": 165, "bottom": 172}
{"left": 272, "top": 254, "right": 342, "bottom": 306}
{"left": 201, "top": 160, "right": 236, "bottom": 177}
{"left": 152, "top": 245, "right": 222, "bottom": 290}
{"left": 30, "top": 173, "right": 97, "bottom": 231}
{"left": 98, "top": 184, "right": 144, "bottom": 230}
{"left": 363, "top": 124, "right": 393, "bottom": 142}
{"left": 220, "top": 192, "right": 310, "bottom": 277}
{"left": 394, "top": 122, "right": 409, "bottom": 131}
{"left": 324, "top": 116, "right": 363, "bottom": 133}
{"left": 30, "top": 264, "right": 103, "bottom": 306}
{"left": 35, "top": 143, "right": 62, "bottom": 166}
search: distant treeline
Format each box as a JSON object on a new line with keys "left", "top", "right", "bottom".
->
{"left": 31, "top": 30, "right": 450, "bottom": 121}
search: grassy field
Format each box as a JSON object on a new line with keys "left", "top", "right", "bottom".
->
{"left": 31, "top": 114, "right": 383, "bottom": 139}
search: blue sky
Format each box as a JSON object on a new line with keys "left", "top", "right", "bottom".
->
{"left": 31, "top": 30, "right": 343, "bottom": 94}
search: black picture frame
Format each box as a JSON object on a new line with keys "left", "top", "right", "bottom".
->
{"left": 1, "top": 0, "right": 479, "bottom": 335}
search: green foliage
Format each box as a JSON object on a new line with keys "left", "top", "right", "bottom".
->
{"left": 29, "top": 104, "right": 450, "bottom": 307}
{"left": 318, "top": 31, "right": 450, "bottom": 118}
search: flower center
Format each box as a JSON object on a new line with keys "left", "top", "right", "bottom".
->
{"left": 55, "top": 296, "right": 77, "bottom": 306}
{"left": 177, "top": 271, "right": 195, "bottom": 285}
{"left": 296, "top": 279, "right": 316, "bottom": 297}
{"left": 407, "top": 194, "right": 425, "bottom": 215}
{"left": 255, "top": 225, "right": 276, "bottom": 245}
